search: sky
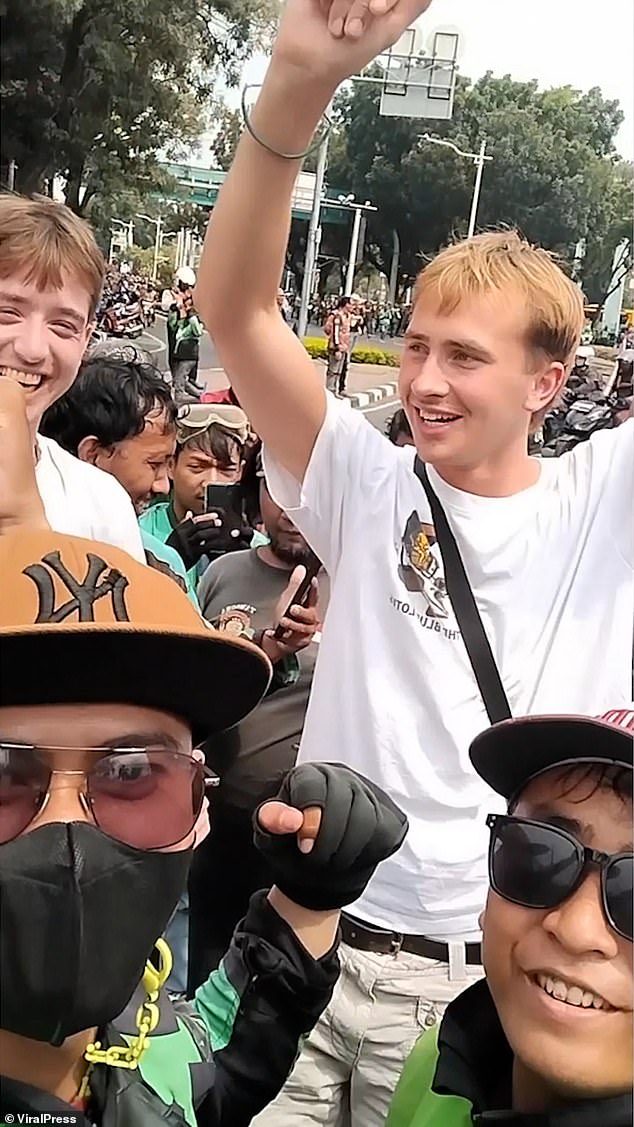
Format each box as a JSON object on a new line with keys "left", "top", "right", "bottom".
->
{"left": 235, "top": 0, "right": 633, "bottom": 159}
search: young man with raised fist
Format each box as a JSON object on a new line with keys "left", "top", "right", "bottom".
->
{"left": 194, "top": 1, "right": 632, "bottom": 1123}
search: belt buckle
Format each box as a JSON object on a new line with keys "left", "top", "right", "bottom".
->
{"left": 390, "top": 932, "right": 404, "bottom": 955}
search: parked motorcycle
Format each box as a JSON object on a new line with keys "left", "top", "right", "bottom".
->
{"left": 141, "top": 297, "right": 157, "bottom": 328}
{"left": 98, "top": 300, "right": 144, "bottom": 339}
{"left": 541, "top": 390, "right": 629, "bottom": 457}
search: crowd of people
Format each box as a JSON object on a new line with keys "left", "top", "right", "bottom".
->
{"left": 0, "top": 2, "right": 632, "bottom": 1127}
{"left": 302, "top": 294, "right": 410, "bottom": 340}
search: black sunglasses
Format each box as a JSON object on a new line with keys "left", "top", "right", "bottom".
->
{"left": 487, "top": 814, "right": 633, "bottom": 942}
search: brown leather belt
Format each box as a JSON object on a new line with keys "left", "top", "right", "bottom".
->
{"left": 341, "top": 913, "right": 482, "bottom": 966}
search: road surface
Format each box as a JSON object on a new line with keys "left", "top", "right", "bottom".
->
{"left": 138, "top": 316, "right": 404, "bottom": 376}
{"left": 135, "top": 317, "right": 399, "bottom": 431}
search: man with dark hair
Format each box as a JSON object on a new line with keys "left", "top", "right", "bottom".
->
{"left": 191, "top": 467, "right": 327, "bottom": 985}
{"left": 40, "top": 348, "right": 192, "bottom": 602}
{"left": 388, "top": 709, "right": 633, "bottom": 1126}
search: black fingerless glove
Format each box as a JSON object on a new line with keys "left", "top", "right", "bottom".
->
{"left": 166, "top": 514, "right": 253, "bottom": 570}
{"left": 253, "top": 763, "right": 408, "bottom": 911}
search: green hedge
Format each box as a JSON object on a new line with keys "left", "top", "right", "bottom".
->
{"left": 303, "top": 337, "right": 400, "bottom": 368}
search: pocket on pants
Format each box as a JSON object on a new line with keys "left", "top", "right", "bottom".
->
{"left": 415, "top": 994, "right": 442, "bottom": 1033}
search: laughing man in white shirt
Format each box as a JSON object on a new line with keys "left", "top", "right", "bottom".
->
{"left": 0, "top": 194, "right": 144, "bottom": 560}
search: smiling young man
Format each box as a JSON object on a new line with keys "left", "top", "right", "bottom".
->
{"left": 0, "top": 193, "right": 144, "bottom": 558}
{"left": 387, "top": 709, "right": 633, "bottom": 1126}
{"left": 193, "top": 1, "right": 633, "bottom": 1123}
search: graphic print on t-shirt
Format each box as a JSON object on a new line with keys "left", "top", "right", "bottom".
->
{"left": 213, "top": 603, "right": 257, "bottom": 637}
{"left": 398, "top": 510, "right": 450, "bottom": 619}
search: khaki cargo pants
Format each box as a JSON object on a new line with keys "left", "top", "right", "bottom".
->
{"left": 252, "top": 938, "right": 482, "bottom": 1127}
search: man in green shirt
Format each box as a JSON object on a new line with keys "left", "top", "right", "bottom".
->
{"left": 166, "top": 269, "right": 205, "bottom": 402}
{"left": 387, "top": 709, "right": 633, "bottom": 1127}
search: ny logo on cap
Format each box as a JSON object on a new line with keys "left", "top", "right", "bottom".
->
{"left": 24, "top": 551, "right": 131, "bottom": 624}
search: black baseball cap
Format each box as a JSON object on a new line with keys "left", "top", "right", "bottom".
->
{"left": 470, "top": 710, "right": 634, "bottom": 802}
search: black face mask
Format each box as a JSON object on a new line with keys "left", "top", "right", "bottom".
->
{"left": 0, "top": 821, "right": 191, "bottom": 1046}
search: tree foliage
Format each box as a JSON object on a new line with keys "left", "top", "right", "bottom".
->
{"left": 208, "top": 104, "right": 243, "bottom": 172}
{"left": 326, "top": 70, "right": 629, "bottom": 296}
{"left": 0, "top": 0, "right": 275, "bottom": 210}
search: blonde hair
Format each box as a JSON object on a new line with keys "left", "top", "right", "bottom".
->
{"left": 414, "top": 230, "right": 585, "bottom": 369}
{"left": 0, "top": 194, "right": 105, "bottom": 319}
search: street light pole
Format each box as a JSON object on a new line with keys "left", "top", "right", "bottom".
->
{"left": 298, "top": 134, "right": 329, "bottom": 340}
{"left": 345, "top": 206, "right": 364, "bottom": 297}
{"left": 467, "top": 139, "right": 488, "bottom": 239}
{"left": 420, "top": 134, "right": 492, "bottom": 239}
{"left": 152, "top": 215, "right": 163, "bottom": 283}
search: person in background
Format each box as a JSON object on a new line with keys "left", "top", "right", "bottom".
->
{"left": 200, "top": 383, "right": 242, "bottom": 406}
{"left": 139, "top": 403, "right": 252, "bottom": 593}
{"left": 386, "top": 408, "right": 414, "bottom": 448}
{"left": 0, "top": 193, "right": 144, "bottom": 560}
{"left": 40, "top": 347, "right": 195, "bottom": 605}
{"left": 378, "top": 306, "right": 392, "bottom": 340}
{"left": 388, "top": 709, "right": 633, "bottom": 1127}
{"left": 162, "top": 266, "right": 205, "bottom": 402}
{"left": 324, "top": 295, "right": 355, "bottom": 397}
{"left": 190, "top": 460, "right": 328, "bottom": 986}
{"left": 277, "top": 288, "right": 292, "bottom": 325}
{"left": 161, "top": 266, "right": 204, "bottom": 393}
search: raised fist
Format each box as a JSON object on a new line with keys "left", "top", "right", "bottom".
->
{"left": 272, "top": 0, "right": 434, "bottom": 89}
{"left": 254, "top": 763, "right": 408, "bottom": 911}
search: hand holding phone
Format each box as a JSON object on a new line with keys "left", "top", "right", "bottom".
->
{"left": 273, "top": 551, "right": 322, "bottom": 641}
{"left": 204, "top": 483, "right": 244, "bottom": 522}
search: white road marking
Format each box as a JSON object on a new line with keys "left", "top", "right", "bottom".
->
{"left": 362, "top": 396, "right": 400, "bottom": 414}
{"left": 140, "top": 332, "right": 166, "bottom": 355}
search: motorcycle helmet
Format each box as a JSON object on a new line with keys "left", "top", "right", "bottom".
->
{"left": 574, "top": 344, "right": 595, "bottom": 367}
{"left": 176, "top": 265, "right": 196, "bottom": 288}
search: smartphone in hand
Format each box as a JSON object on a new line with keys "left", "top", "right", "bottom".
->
{"left": 204, "top": 483, "right": 244, "bottom": 522}
{"left": 273, "top": 550, "right": 322, "bottom": 640}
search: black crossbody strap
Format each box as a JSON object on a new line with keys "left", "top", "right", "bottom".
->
{"left": 415, "top": 458, "right": 512, "bottom": 724}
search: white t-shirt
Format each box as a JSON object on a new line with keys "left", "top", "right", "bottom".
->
{"left": 36, "top": 435, "right": 145, "bottom": 562}
{"left": 264, "top": 397, "right": 633, "bottom": 939}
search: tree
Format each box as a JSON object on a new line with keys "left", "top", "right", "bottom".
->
{"left": 580, "top": 162, "right": 633, "bottom": 308}
{"left": 0, "top": 0, "right": 276, "bottom": 210}
{"left": 209, "top": 104, "right": 243, "bottom": 172}
{"left": 326, "top": 71, "right": 628, "bottom": 292}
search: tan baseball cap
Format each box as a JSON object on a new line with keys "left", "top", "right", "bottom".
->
{"left": 0, "top": 531, "right": 271, "bottom": 743}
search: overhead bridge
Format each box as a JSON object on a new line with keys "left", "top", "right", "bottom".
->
{"left": 158, "top": 163, "right": 351, "bottom": 225}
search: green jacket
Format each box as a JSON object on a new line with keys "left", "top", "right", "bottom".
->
{"left": 168, "top": 308, "right": 203, "bottom": 360}
{"left": 141, "top": 527, "right": 199, "bottom": 610}
{"left": 386, "top": 1025, "right": 471, "bottom": 1127}
{"left": 139, "top": 501, "right": 200, "bottom": 598}
{"left": 387, "top": 979, "right": 631, "bottom": 1127}
{"left": 0, "top": 891, "right": 339, "bottom": 1127}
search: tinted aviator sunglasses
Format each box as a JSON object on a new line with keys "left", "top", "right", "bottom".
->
{"left": 0, "top": 743, "right": 220, "bottom": 850}
{"left": 487, "top": 814, "right": 633, "bottom": 942}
